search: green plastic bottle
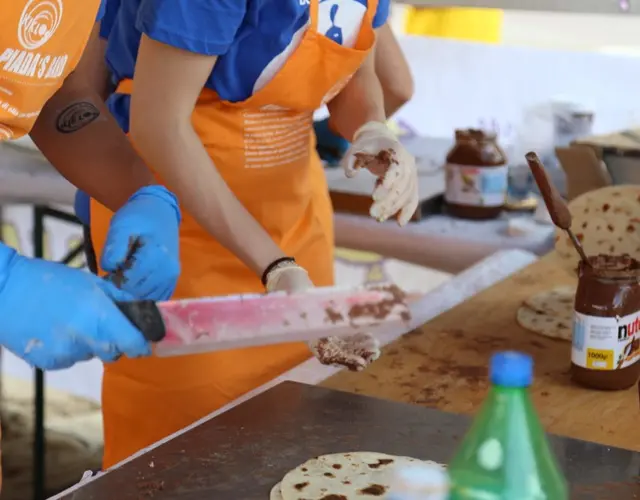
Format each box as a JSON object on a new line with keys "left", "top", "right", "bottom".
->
{"left": 448, "top": 351, "right": 568, "bottom": 500}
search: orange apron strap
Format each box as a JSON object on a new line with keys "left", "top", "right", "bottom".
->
{"left": 116, "top": 78, "right": 134, "bottom": 94}
{"left": 309, "top": 0, "right": 319, "bottom": 30}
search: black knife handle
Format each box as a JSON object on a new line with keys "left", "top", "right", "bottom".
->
{"left": 114, "top": 300, "right": 166, "bottom": 343}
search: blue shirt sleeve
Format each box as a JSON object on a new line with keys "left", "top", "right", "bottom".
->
{"left": 136, "top": 0, "right": 247, "bottom": 56}
{"left": 372, "top": 0, "right": 390, "bottom": 28}
{"left": 99, "top": 0, "right": 121, "bottom": 39}
{"left": 95, "top": 0, "right": 106, "bottom": 22}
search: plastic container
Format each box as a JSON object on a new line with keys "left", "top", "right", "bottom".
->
{"left": 447, "top": 351, "right": 568, "bottom": 499}
{"left": 385, "top": 462, "right": 449, "bottom": 500}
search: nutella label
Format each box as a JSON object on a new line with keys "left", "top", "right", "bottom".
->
{"left": 572, "top": 311, "right": 640, "bottom": 370}
{"left": 444, "top": 164, "right": 508, "bottom": 207}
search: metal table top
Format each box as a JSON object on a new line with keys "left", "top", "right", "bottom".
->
{"left": 59, "top": 382, "right": 640, "bottom": 499}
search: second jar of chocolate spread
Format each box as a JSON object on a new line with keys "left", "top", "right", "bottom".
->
{"left": 572, "top": 254, "right": 640, "bottom": 391}
{"left": 444, "top": 129, "right": 509, "bottom": 220}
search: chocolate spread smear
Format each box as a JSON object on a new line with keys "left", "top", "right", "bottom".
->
{"left": 325, "top": 307, "right": 344, "bottom": 324}
{"left": 588, "top": 253, "right": 640, "bottom": 272}
{"left": 354, "top": 149, "right": 398, "bottom": 178}
{"left": 359, "top": 484, "right": 387, "bottom": 496}
{"left": 349, "top": 284, "right": 409, "bottom": 322}
{"left": 108, "top": 236, "right": 144, "bottom": 288}
{"left": 368, "top": 458, "right": 394, "bottom": 469}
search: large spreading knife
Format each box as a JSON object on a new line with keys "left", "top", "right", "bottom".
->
{"left": 112, "top": 284, "right": 411, "bottom": 357}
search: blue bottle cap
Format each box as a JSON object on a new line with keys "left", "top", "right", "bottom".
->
{"left": 490, "top": 351, "right": 533, "bottom": 388}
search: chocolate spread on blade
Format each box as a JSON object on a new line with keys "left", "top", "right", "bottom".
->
{"left": 348, "top": 284, "right": 410, "bottom": 322}
{"left": 572, "top": 254, "right": 640, "bottom": 390}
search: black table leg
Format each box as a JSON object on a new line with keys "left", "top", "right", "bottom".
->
{"left": 33, "top": 206, "right": 45, "bottom": 500}
{"left": 31, "top": 205, "right": 86, "bottom": 500}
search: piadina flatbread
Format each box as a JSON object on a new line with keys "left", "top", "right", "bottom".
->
{"left": 516, "top": 286, "right": 575, "bottom": 342}
{"left": 273, "top": 452, "right": 444, "bottom": 500}
{"left": 555, "top": 185, "right": 640, "bottom": 273}
{"left": 523, "top": 286, "right": 575, "bottom": 318}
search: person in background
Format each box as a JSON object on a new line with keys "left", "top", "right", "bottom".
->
{"left": 91, "top": 0, "right": 419, "bottom": 469}
{"left": 315, "top": 22, "right": 414, "bottom": 164}
{"left": 404, "top": 6, "right": 503, "bottom": 43}
{"left": 0, "top": 2, "right": 180, "bottom": 372}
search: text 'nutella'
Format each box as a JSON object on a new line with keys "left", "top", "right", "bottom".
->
{"left": 571, "top": 254, "right": 640, "bottom": 391}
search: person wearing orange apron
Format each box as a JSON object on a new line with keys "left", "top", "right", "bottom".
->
{"left": 93, "top": 0, "right": 419, "bottom": 468}
{"left": 0, "top": 2, "right": 182, "bottom": 368}
{"left": 0, "top": 0, "right": 182, "bottom": 489}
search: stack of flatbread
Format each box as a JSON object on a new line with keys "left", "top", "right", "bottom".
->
{"left": 516, "top": 286, "right": 575, "bottom": 341}
{"left": 555, "top": 185, "right": 640, "bottom": 273}
{"left": 271, "top": 452, "right": 445, "bottom": 499}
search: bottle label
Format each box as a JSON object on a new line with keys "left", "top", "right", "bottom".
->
{"left": 572, "top": 311, "right": 640, "bottom": 370}
{"left": 444, "top": 164, "right": 508, "bottom": 207}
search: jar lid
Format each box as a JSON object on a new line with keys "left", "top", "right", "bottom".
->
{"left": 454, "top": 129, "right": 496, "bottom": 141}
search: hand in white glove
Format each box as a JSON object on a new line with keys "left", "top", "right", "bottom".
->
{"left": 342, "top": 121, "right": 419, "bottom": 226}
{"left": 265, "top": 261, "right": 380, "bottom": 371}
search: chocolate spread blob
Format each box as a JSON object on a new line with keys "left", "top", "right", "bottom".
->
{"left": 572, "top": 254, "right": 640, "bottom": 390}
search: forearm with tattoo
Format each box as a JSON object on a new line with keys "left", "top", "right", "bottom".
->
{"left": 29, "top": 81, "right": 153, "bottom": 212}
{"left": 28, "top": 24, "right": 155, "bottom": 212}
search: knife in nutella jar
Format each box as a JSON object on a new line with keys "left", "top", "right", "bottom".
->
{"left": 525, "top": 152, "right": 590, "bottom": 266}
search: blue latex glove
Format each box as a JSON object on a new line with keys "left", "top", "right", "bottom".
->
{"left": 102, "top": 185, "right": 181, "bottom": 301}
{"left": 314, "top": 118, "right": 350, "bottom": 165}
{"left": 0, "top": 244, "right": 150, "bottom": 370}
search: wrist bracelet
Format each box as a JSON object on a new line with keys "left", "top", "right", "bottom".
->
{"left": 261, "top": 257, "right": 296, "bottom": 286}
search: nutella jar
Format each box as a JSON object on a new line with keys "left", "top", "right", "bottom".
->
{"left": 444, "top": 129, "right": 508, "bottom": 219}
{"left": 572, "top": 254, "right": 640, "bottom": 391}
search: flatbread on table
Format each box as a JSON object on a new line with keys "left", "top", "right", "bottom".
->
{"left": 523, "top": 286, "right": 575, "bottom": 318}
{"left": 276, "top": 452, "right": 444, "bottom": 500}
{"left": 517, "top": 306, "right": 573, "bottom": 341}
{"left": 270, "top": 482, "right": 284, "bottom": 500}
{"left": 555, "top": 185, "right": 640, "bottom": 273}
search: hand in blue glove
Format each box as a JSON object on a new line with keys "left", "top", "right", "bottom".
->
{"left": 101, "top": 185, "right": 181, "bottom": 301}
{"left": 0, "top": 244, "right": 151, "bottom": 370}
{"left": 314, "top": 118, "right": 350, "bottom": 165}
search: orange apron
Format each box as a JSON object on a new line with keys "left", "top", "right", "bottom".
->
{"left": 90, "top": 0, "right": 378, "bottom": 468}
{"left": 0, "top": 0, "right": 100, "bottom": 140}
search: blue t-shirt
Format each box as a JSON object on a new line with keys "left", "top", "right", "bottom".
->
{"left": 96, "top": 0, "right": 107, "bottom": 22}
{"left": 101, "top": 0, "right": 389, "bottom": 132}
{"left": 99, "top": 0, "right": 120, "bottom": 38}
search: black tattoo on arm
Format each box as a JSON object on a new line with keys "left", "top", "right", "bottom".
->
{"left": 55, "top": 101, "right": 101, "bottom": 134}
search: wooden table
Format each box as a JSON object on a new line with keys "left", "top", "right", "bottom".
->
{"left": 323, "top": 252, "right": 640, "bottom": 451}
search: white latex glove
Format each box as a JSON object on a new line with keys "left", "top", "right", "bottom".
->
{"left": 265, "top": 261, "right": 380, "bottom": 371}
{"left": 342, "top": 121, "right": 419, "bottom": 226}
